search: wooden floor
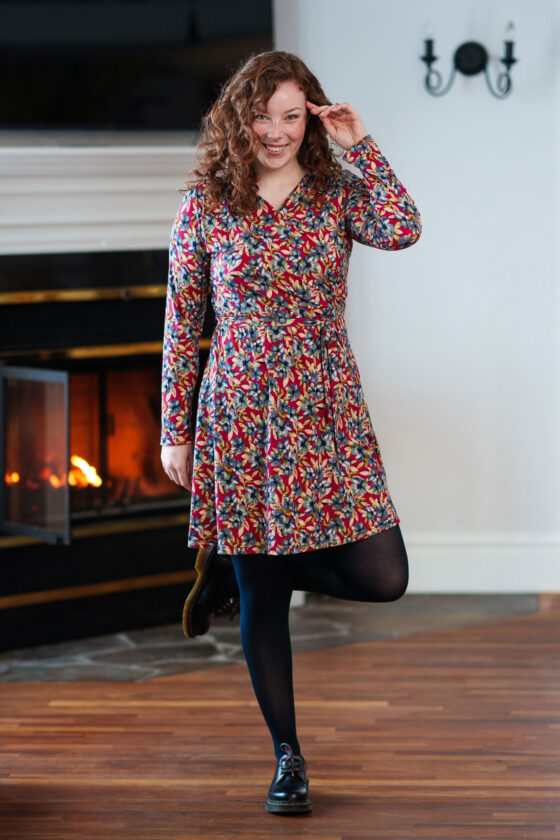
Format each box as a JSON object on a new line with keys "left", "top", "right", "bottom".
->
{"left": 1, "top": 595, "right": 559, "bottom": 839}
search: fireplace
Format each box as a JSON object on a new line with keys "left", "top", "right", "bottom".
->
{"left": 0, "top": 242, "right": 214, "bottom": 650}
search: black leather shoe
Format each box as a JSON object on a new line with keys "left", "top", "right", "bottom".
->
{"left": 265, "top": 742, "right": 312, "bottom": 814}
{"left": 182, "top": 545, "right": 239, "bottom": 639}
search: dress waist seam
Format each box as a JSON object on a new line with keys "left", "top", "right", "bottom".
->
{"left": 215, "top": 311, "right": 345, "bottom": 327}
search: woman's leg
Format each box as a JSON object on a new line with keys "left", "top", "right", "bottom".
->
{"left": 292, "top": 523, "right": 409, "bottom": 602}
{"left": 231, "top": 552, "right": 301, "bottom": 760}
{"left": 229, "top": 525, "right": 407, "bottom": 757}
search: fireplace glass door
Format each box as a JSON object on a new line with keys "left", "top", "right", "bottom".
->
{"left": 0, "top": 366, "right": 70, "bottom": 544}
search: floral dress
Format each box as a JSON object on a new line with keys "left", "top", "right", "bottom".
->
{"left": 161, "top": 134, "right": 422, "bottom": 555}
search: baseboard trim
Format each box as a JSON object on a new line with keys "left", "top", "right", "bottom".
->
{"left": 403, "top": 532, "right": 560, "bottom": 592}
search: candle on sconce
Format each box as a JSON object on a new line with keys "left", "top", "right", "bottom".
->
{"left": 424, "top": 38, "right": 435, "bottom": 62}
{"left": 423, "top": 19, "right": 435, "bottom": 62}
{"left": 504, "top": 21, "right": 515, "bottom": 62}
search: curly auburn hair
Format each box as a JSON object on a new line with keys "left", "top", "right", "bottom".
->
{"left": 185, "top": 50, "right": 343, "bottom": 216}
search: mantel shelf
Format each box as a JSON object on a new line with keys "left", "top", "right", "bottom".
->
{"left": 0, "top": 142, "right": 198, "bottom": 255}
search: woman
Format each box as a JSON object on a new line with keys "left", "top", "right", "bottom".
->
{"left": 161, "top": 50, "right": 421, "bottom": 815}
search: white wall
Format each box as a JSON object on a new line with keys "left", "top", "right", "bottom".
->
{"left": 274, "top": 0, "right": 560, "bottom": 591}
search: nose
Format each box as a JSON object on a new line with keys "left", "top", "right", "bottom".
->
{"left": 265, "top": 119, "right": 284, "bottom": 139}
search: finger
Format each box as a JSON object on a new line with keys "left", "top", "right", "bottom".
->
{"left": 323, "top": 103, "right": 351, "bottom": 118}
{"left": 307, "top": 101, "right": 333, "bottom": 115}
{"left": 319, "top": 107, "right": 342, "bottom": 122}
{"left": 176, "top": 467, "right": 191, "bottom": 490}
{"left": 168, "top": 467, "right": 190, "bottom": 490}
{"left": 166, "top": 467, "right": 180, "bottom": 485}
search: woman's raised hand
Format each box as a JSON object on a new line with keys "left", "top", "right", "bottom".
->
{"left": 306, "top": 100, "right": 369, "bottom": 150}
{"left": 161, "top": 442, "right": 193, "bottom": 491}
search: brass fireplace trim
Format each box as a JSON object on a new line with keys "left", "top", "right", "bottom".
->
{"left": 0, "top": 511, "right": 190, "bottom": 548}
{"left": 0, "top": 285, "right": 167, "bottom": 305}
{"left": 0, "top": 568, "right": 196, "bottom": 610}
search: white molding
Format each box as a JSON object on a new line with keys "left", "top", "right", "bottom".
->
{"left": 0, "top": 145, "right": 197, "bottom": 254}
{"left": 291, "top": 591, "right": 305, "bottom": 608}
{"left": 404, "top": 532, "right": 560, "bottom": 593}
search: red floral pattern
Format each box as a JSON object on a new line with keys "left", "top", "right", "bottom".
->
{"left": 161, "top": 134, "right": 421, "bottom": 554}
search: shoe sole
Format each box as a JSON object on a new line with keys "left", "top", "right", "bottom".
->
{"left": 182, "top": 545, "right": 216, "bottom": 639}
{"left": 265, "top": 797, "right": 312, "bottom": 814}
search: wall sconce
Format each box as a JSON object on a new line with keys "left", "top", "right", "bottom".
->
{"left": 421, "top": 22, "right": 518, "bottom": 99}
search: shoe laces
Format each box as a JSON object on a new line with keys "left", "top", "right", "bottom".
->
{"left": 279, "top": 742, "right": 303, "bottom": 777}
{"left": 214, "top": 596, "right": 240, "bottom": 622}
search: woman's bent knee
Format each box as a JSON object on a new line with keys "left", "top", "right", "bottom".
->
{"left": 377, "top": 568, "right": 409, "bottom": 601}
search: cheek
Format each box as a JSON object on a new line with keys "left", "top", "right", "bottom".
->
{"left": 292, "top": 125, "right": 306, "bottom": 145}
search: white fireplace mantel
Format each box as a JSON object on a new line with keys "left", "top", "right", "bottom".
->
{"left": 0, "top": 134, "right": 198, "bottom": 255}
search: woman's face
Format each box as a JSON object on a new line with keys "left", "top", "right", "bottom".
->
{"left": 251, "top": 79, "right": 308, "bottom": 177}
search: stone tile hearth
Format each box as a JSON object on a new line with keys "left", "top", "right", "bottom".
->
{"left": 0, "top": 592, "right": 539, "bottom": 682}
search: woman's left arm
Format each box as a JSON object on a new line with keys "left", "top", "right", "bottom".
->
{"left": 342, "top": 134, "right": 422, "bottom": 251}
{"left": 307, "top": 99, "right": 422, "bottom": 251}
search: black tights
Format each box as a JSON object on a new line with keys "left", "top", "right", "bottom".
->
{"left": 230, "top": 524, "right": 408, "bottom": 759}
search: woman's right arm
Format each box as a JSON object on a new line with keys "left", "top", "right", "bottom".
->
{"left": 160, "top": 185, "right": 210, "bottom": 490}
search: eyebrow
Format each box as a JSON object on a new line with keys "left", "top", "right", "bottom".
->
{"left": 253, "top": 105, "right": 303, "bottom": 113}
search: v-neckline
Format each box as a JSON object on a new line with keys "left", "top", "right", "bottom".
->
{"left": 257, "top": 172, "right": 309, "bottom": 214}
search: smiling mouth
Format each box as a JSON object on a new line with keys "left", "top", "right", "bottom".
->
{"left": 264, "top": 143, "right": 288, "bottom": 151}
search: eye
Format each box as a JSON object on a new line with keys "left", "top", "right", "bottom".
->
{"left": 286, "top": 114, "right": 299, "bottom": 120}
{"left": 253, "top": 114, "right": 267, "bottom": 120}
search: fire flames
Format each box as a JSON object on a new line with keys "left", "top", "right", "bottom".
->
{"left": 4, "top": 456, "right": 102, "bottom": 488}
{"left": 68, "top": 455, "right": 102, "bottom": 488}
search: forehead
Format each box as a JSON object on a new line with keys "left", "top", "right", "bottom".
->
{"left": 253, "top": 79, "right": 306, "bottom": 109}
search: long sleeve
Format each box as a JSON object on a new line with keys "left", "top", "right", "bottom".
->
{"left": 341, "top": 133, "right": 422, "bottom": 250}
{"left": 160, "top": 186, "right": 211, "bottom": 446}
